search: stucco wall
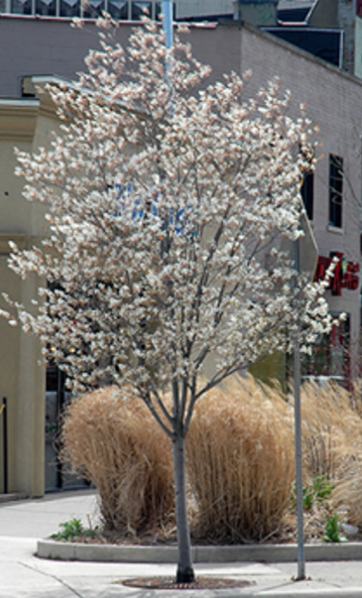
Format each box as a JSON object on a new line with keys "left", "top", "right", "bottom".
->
{"left": 0, "top": 99, "right": 50, "bottom": 495}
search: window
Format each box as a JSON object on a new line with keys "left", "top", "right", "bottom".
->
{"left": 131, "top": 1, "right": 151, "bottom": 19}
{"left": 83, "top": 0, "right": 104, "bottom": 18}
{"left": 36, "top": 0, "right": 56, "bottom": 15}
{"left": 329, "top": 154, "right": 343, "bottom": 228}
{"left": 11, "top": 0, "right": 32, "bottom": 14}
{"left": 60, "top": 0, "right": 80, "bottom": 17}
{"left": 301, "top": 314, "right": 350, "bottom": 386}
{"left": 301, "top": 171, "right": 314, "bottom": 220}
{"left": 2, "top": 0, "right": 173, "bottom": 19}
{"left": 155, "top": 1, "right": 175, "bottom": 20}
{"left": 109, "top": 0, "right": 128, "bottom": 19}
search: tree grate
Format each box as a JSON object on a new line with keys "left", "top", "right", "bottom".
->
{"left": 121, "top": 576, "right": 253, "bottom": 590}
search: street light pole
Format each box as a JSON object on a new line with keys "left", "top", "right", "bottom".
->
{"left": 162, "top": 0, "right": 173, "bottom": 106}
{"left": 293, "top": 237, "right": 306, "bottom": 581}
{"left": 285, "top": 205, "right": 317, "bottom": 582}
{"left": 162, "top": 0, "right": 173, "bottom": 50}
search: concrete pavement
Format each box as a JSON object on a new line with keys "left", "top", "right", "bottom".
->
{"left": 0, "top": 490, "right": 360, "bottom": 597}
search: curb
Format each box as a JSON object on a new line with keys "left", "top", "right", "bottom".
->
{"left": 37, "top": 539, "right": 362, "bottom": 563}
{"left": 242, "top": 591, "right": 362, "bottom": 598}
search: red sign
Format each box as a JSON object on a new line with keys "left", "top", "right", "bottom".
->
{"left": 314, "top": 252, "right": 359, "bottom": 296}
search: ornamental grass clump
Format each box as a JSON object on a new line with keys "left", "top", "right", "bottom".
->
{"left": 300, "top": 382, "right": 362, "bottom": 532}
{"left": 300, "top": 382, "right": 362, "bottom": 481}
{"left": 62, "top": 386, "right": 174, "bottom": 534}
{"left": 333, "top": 470, "right": 362, "bottom": 530}
{"left": 186, "top": 378, "right": 295, "bottom": 543}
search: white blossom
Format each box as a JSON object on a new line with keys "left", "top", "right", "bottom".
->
{"left": 2, "top": 16, "right": 333, "bottom": 429}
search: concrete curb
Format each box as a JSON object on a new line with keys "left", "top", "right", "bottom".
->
{"left": 37, "top": 539, "right": 362, "bottom": 563}
{"left": 242, "top": 591, "right": 362, "bottom": 598}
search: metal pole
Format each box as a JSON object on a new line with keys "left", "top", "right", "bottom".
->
{"left": 162, "top": 0, "right": 173, "bottom": 50}
{"left": 294, "top": 338, "right": 305, "bottom": 579}
{"left": 3, "top": 398, "right": 8, "bottom": 494}
{"left": 162, "top": 1, "right": 173, "bottom": 108}
{"left": 56, "top": 369, "right": 63, "bottom": 490}
{"left": 293, "top": 239, "right": 305, "bottom": 581}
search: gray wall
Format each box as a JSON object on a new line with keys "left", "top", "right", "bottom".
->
{"left": 0, "top": 17, "right": 243, "bottom": 98}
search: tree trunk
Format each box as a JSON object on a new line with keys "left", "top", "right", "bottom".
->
{"left": 172, "top": 433, "right": 195, "bottom": 583}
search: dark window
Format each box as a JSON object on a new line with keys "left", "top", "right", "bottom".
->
{"left": 60, "top": 0, "right": 80, "bottom": 17}
{"left": 83, "top": 0, "right": 105, "bottom": 18}
{"left": 36, "top": 0, "right": 56, "bottom": 15}
{"left": 277, "top": 8, "right": 311, "bottom": 23}
{"left": 301, "top": 314, "right": 350, "bottom": 386}
{"left": 301, "top": 171, "right": 314, "bottom": 220}
{"left": 109, "top": 0, "right": 128, "bottom": 19}
{"left": 264, "top": 28, "right": 342, "bottom": 68}
{"left": 329, "top": 154, "right": 343, "bottom": 228}
{"left": 156, "top": 1, "right": 176, "bottom": 20}
{"left": 11, "top": 0, "right": 32, "bottom": 14}
{"left": 131, "top": 1, "right": 151, "bottom": 19}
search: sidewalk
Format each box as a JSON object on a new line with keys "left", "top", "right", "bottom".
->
{"left": 0, "top": 490, "right": 360, "bottom": 597}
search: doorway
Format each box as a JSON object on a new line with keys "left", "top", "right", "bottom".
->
{"left": 45, "top": 366, "right": 90, "bottom": 492}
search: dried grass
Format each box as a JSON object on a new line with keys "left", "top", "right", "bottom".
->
{"left": 332, "top": 465, "right": 362, "bottom": 529}
{"left": 299, "top": 382, "right": 362, "bottom": 481}
{"left": 61, "top": 377, "right": 362, "bottom": 542}
{"left": 302, "top": 382, "right": 362, "bottom": 530}
{"left": 186, "top": 378, "right": 295, "bottom": 543}
{"left": 62, "top": 386, "right": 175, "bottom": 534}
{"left": 296, "top": 381, "right": 362, "bottom": 532}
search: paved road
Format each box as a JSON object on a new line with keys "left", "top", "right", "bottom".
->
{"left": 0, "top": 490, "right": 361, "bottom": 597}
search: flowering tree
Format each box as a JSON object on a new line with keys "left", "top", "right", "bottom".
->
{"left": 2, "top": 18, "right": 333, "bottom": 583}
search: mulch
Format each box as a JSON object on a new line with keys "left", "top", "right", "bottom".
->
{"left": 121, "top": 577, "right": 253, "bottom": 590}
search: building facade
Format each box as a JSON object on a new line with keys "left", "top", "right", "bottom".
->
{"left": 0, "top": 15, "right": 361, "bottom": 495}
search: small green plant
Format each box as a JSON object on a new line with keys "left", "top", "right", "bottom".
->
{"left": 51, "top": 518, "right": 96, "bottom": 542}
{"left": 323, "top": 514, "right": 344, "bottom": 543}
{"left": 302, "top": 487, "right": 314, "bottom": 511}
{"left": 291, "top": 484, "right": 314, "bottom": 511}
{"left": 292, "top": 477, "right": 335, "bottom": 512}
{"left": 313, "top": 476, "right": 334, "bottom": 502}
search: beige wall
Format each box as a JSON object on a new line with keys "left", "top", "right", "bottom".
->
{"left": 0, "top": 100, "right": 53, "bottom": 496}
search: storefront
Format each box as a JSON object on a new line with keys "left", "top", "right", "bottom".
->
{"left": 302, "top": 252, "right": 361, "bottom": 388}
